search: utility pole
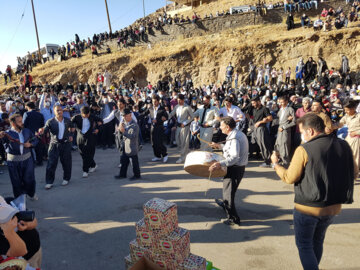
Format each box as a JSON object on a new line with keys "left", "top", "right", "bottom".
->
{"left": 143, "top": 0, "right": 145, "bottom": 18}
{"left": 104, "top": 0, "right": 112, "bottom": 34}
{"left": 30, "top": 0, "right": 41, "bottom": 63}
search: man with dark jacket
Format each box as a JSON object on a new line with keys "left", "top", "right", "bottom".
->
{"left": 114, "top": 108, "right": 141, "bottom": 180}
{"left": 142, "top": 95, "right": 168, "bottom": 163}
{"left": 38, "top": 105, "right": 73, "bottom": 190}
{"left": 23, "top": 102, "right": 45, "bottom": 166}
{"left": 271, "top": 113, "right": 355, "bottom": 270}
{"left": 71, "top": 106, "right": 102, "bottom": 178}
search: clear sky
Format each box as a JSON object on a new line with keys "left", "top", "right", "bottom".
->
{"left": 0, "top": 0, "right": 170, "bottom": 72}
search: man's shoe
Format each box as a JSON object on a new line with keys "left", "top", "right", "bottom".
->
{"left": 82, "top": 172, "right": 89, "bottom": 178}
{"left": 259, "top": 162, "right": 270, "bottom": 168}
{"left": 151, "top": 157, "right": 162, "bottom": 162}
{"left": 28, "top": 194, "right": 39, "bottom": 201}
{"left": 129, "top": 176, "right": 141, "bottom": 180}
{"left": 114, "top": 175, "right": 126, "bottom": 179}
{"left": 215, "top": 199, "right": 226, "bottom": 210}
{"left": 222, "top": 218, "right": 241, "bottom": 226}
{"left": 163, "top": 155, "right": 168, "bottom": 163}
{"left": 139, "top": 145, "right": 143, "bottom": 151}
{"left": 175, "top": 158, "right": 183, "bottom": 164}
{"left": 45, "top": 184, "right": 53, "bottom": 190}
{"left": 89, "top": 165, "right": 97, "bottom": 173}
{"left": 61, "top": 180, "right": 69, "bottom": 186}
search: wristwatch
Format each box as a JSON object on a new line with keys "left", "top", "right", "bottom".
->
{"left": 271, "top": 163, "right": 279, "bottom": 169}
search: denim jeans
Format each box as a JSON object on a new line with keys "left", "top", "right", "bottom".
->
{"left": 293, "top": 209, "right": 335, "bottom": 270}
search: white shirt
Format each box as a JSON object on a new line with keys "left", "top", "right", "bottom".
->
{"left": 220, "top": 105, "right": 244, "bottom": 122}
{"left": 103, "top": 110, "right": 137, "bottom": 124}
{"left": 57, "top": 118, "right": 65, "bottom": 140}
{"left": 82, "top": 117, "right": 90, "bottom": 134}
{"left": 176, "top": 105, "right": 184, "bottom": 123}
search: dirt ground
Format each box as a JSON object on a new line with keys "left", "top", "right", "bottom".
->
{"left": 0, "top": 144, "right": 359, "bottom": 270}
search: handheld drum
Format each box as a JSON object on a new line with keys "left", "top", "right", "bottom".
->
{"left": 184, "top": 151, "right": 227, "bottom": 178}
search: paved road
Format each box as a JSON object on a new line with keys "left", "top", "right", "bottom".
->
{"left": 0, "top": 144, "right": 359, "bottom": 270}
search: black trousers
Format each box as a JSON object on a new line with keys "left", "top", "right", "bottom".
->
{"left": 100, "top": 122, "right": 115, "bottom": 147}
{"left": 34, "top": 140, "right": 45, "bottom": 164}
{"left": 8, "top": 157, "right": 36, "bottom": 198}
{"left": 119, "top": 152, "right": 140, "bottom": 178}
{"left": 46, "top": 142, "right": 72, "bottom": 184}
{"left": 223, "top": 165, "right": 245, "bottom": 221}
{"left": 151, "top": 126, "right": 167, "bottom": 158}
{"left": 77, "top": 134, "right": 96, "bottom": 173}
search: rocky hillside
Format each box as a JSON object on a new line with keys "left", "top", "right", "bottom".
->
{"left": 1, "top": 0, "right": 359, "bottom": 93}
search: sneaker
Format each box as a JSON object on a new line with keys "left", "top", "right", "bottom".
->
{"left": 118, "top": 163, "right": 122, "bottom": 168}
{"left": 28, "top": 194, "right": 39, "bottom": 201}
{"left": 139, "top": 145, "right": 143, "bottom": 151}
{"left": 163, "top": 155, "right": 168, "bottom": 163}
{"left": 221, "top": 218, "right": 241, "bottom": 226}
{"left": 259, "top": 162, "right": 270, "bottom": 168}
{"left": 45, "top": 184, "right": 53, "bottom": 190}
{"left": 89, "top": 165, "right": 97, "bottom": 173}
{"left": 61, "top": 180, "right": 69, "bottom": 186}
{"left": 175, "top": 158, "right": 183, "bottom": 164}
{"left": 82, "top": 172, "right": 89, "bottom": 178}
{"left": 72, "top": 146, "right": 78, "bottom": 150}
{"left": 151, "top": 157, "right": 162, "bottom": 162}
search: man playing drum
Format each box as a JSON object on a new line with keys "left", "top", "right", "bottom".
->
{"left": 209, "top": 117, "right": 249, "bottom": 226}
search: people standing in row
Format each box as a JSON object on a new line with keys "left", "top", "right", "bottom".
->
{"left": 39, "top": 105, "right": 73, "bottom": 190}
{"left": 71, "top": 106, "right": 102, "bottom": 178}
{"left": 168, "top": 94, "right": 194, "bottom": 164}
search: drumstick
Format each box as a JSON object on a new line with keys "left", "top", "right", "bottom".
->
{"left": 196, "top": 133, "right": 231, "bottom": 146}
{"left": 196, "top": 133, "right": 211, "bottom": 145}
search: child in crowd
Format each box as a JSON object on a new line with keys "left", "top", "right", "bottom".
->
{"left": 189, "top": 115, "right": 200, "bottom": 150}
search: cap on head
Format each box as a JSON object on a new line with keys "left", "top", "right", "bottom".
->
{"left": 0, "top": 196, "right": 19, "bottom": 224}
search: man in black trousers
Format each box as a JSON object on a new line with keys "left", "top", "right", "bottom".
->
{"left": 143, "top": 95, "right": 168, "bottom": 163}
{"left": 23, "top": 102, "right": 45, "bottom": 166}
{"left": 71, "top": 106, "right": 102, "bottom": 178}
{"left": 114, "top": 108, "right": 141, "bottom": 180}
{"left": 38, "top": 105, "right": 73, "bottom": 190}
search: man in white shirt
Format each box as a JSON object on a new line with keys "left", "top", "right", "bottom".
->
{"left": 209, "top": 117, "right": 249, "bottom": 226}
{"left": 220, "top": 97, "right": 245, "bottom": 130}
{"left": 39, "top": 105, "right": 73, "bottom": 190}
{"left": 71, "top": 106, "right": 102, "bottom": 178}
{"left": 168, "top": 94, "right": 194, "bottom": 163}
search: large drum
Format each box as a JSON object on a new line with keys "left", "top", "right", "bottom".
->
{"left": 184, "top": 151, "right": 227, "bottom": 178}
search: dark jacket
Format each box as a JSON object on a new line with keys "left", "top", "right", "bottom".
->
{"left": 295, "top": 135, "right": 354, "bottom": 207}
{"left": 71, "top": 114, "right": 102, "bottom": 138}
{"left": 23, "top": 110, "right": 45, "bottom": 134}
{"left": 44, "top": 117, "right": 73, "bottom": 144}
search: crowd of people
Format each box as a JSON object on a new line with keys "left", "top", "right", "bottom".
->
{"left": 0, "top": 52, "right": 359, "bottom": 269}
{"left": 286, "top": 0, "right": 359, "bottom": 30}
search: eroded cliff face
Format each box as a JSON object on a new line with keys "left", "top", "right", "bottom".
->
{"left": 1, "top": 0, "right": 359, "bottom": 93}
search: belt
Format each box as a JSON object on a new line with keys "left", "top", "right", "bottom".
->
{"left": 177, "top": 123, "right": 191, "bottom": 128}
{"left": 201, "top": 124, "right": 212, "bottom": 128}
{"left": 7, "top": 152, "right": 31, "bottom": 162}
